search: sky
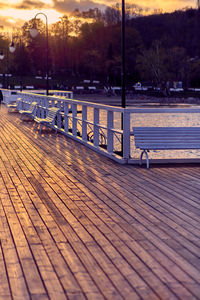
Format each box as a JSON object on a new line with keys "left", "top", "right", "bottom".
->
{"left": 0, "top": 0, "right": 197, "bottom": 31}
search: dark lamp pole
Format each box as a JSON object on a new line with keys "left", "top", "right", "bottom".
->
{"left": 121, "top": 0, "right": 126, "bottom": 156}
{"left": 121, "top": 0, "right": 126, "bottom": 108}
{"left": 0, "top": 51, "right": 5, "bottom": 88}
{"left": 9, "top": 37, "right": 23, "bottom": 92}
{"left": 30, "top": 12, "right": 49, "bottom": 96}
{"left": 0, "top": 48, "right": 9, "bottom": 89}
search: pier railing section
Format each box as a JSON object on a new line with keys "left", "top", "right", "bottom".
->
{"left": 17, "top": 92, "right": 130, "bottom": 163}
{"left": 3, "top": 89, "right": 200, "bottom": 163}
{"left": 1, "top": 89, "right": 73, "bottom": 105}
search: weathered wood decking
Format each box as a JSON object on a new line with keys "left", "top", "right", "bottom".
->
{"left": 0, "top": 104, "right": 200, "bottom": 299}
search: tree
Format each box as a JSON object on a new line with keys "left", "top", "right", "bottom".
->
{"left": 136, "top": 40, "right": 167, "bottom": 86}
{"left": 166, "top": 47, "right": 189, "bottom": 82}
{"left": 103, "top": 6, "right": 121, "bottom": 26}
{"left": 51, "top": 16, "right": 71, "bottom": 76}
{"left": 21, "top": 19, "right": 49, "bottom": 76}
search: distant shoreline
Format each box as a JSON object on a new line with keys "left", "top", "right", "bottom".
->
{"left": 73, "top": 93, "right": 200, "bottom": 107}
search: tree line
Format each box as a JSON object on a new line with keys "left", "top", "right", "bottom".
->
{"left": 1, "top": 5, "right": 200, "bottom": 89}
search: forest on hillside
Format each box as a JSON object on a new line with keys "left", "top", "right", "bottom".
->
{"left": 1, "top": 5, "right": 200, "bottom": 88}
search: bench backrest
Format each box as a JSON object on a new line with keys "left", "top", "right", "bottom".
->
{"left": 29, "top": 101, "right": 38, "bottom": 112}
{"left": 45, "top": 107, "right": 60, "bottom": 123}
{"left": 133, "top": 127, "right": 200, "bottom": 150}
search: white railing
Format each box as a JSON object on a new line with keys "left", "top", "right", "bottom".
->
{"left": 1, "top": 89, "right": 19, "bottom": 104}
{"left": 4, "top": 89, "right": 200, "bottom": 164}
{"left": 17, "top": 91, "right": 130, "bottom": 163}
{"left": 1, "top": 89, "right": 73, "bottom": 104}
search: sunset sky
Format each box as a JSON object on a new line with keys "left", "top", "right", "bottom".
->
{"left": 0, "top": 0, "right": 197, "bottom": 31}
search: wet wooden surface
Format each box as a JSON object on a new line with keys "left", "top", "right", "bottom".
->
{"left": 0, "top": 104, "right": 200, "bottom": 299}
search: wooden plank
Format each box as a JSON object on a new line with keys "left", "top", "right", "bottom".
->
{"left": 0, "top": 134, "right": 87, "bottom": 299}
{"left": 1, "top": 105, "right": 200, "bottom": 299}
{"left": 0, "top": 169, "right": 48, "bottom": 298}
{"left": 0, "top": 239, "right": 11, "bottom": 299}
{"left": 5, "top": 136, "right": 181, "bottom": 298}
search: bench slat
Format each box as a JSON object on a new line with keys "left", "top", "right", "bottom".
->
{"left": 135, "top": 135, "right": 200, "bottom": 138}
{"left": 132, "top": 126, "right": 200, "bottom": 167}
{"left": 133, "top": 127, "right": 200, "bottom": 131}
{"left": 135, "top": 144, "right": 200, "bottom": 150}
{"left": 34, "top": 107, "right": 60, "bottom": 133}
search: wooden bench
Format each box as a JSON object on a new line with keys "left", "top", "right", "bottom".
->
{"left": 133, "top": 127, "right": 200, "bottom": 168}
{"left": 34, "top": 107, "right": 60, "bottom": 133}
{"left": 19, "top": 101, "right": 38, "bottom": 120}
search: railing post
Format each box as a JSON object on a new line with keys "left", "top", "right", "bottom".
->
{"left": 82, "top": 105, "right": 87, "bottom": 141}
{"left": 93, "top": 108, "right": 99, "bottom": 147}
{"left": 41, "top": 96, "right": 46, "bottom": 118}
{"left": 51, "top": 98, "right": 56, "bottom": 107}
{"left": 56, "top": 99, "right": 62, "bottom": 129}
{"left": 123, "top": 109, "right": 130, "bottom": 159}
{"left": 72, "top": 103, "right": 77, "bottom": 136}
{"left": 57, "top": 99, "right": 61, "bottom": 109}
{"left": 107, "top": 110, "right": 114, "bottom": 153}
{"left": 44, "top": 94, "right": 49, "bottom": 109}
{"left": 64, "top": 101, "right": 69, "bottom": 133}
{"left": 39, "top": 96, "right": 43, "bottom": 117}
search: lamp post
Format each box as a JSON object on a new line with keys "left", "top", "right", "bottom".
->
{"left": 121, "top": 0, "right": 126, "bottom": 156}
{"left": 30, "top": 12, "right": 49, "bottom": 95}
{"left": 9, "top": 36, "right": 23, "bottom": 91}
{"left": 0, "top": 48, "right": 9, "bottom": 89}
{"left": 121, "top": 0, "right": 126, "bottom": 108}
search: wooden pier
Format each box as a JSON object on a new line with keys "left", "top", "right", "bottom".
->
{"left": 0, "top": 104, "right": 200, "bottom": 299}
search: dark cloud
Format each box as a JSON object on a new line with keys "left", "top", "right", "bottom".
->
{"left": 52, "top": 0, "right": 106, "bottom": 13}
{"left": 16, "top": 0, "right": 47, "bottom": 10}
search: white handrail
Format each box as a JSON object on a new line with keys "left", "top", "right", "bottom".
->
{"left": 4, "top": 89, "right": 200, "bottom": 164}
{"left": 15, "top": 91, "right": 127, "bottom": 163}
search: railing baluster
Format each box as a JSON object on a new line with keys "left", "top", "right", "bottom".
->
{"left": 107, "top": 110, "right": 113, "bottom": 153}
{"left": 64, "top": 101, "right": 69, "bottom": 132}
{"left": 123, "top": 110, "right": 130, "bottom": 159}
{"left": 41, "top": 96, "right": 45, "bottom": 118}
{"left": 72, "top": 103, "right": 77, "bottom": 136}
{"left": 93, "top": 108, "right": 99, "bottom": 146}
{"left": 56, "top": 100, "right": 62, "bottom": 129}
{"left": 82, "top": 105, "right": 87, "bottom": 141}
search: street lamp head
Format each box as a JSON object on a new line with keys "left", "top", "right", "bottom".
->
{"left": 30, "top": 20, "right": 39, "bottom": 38}
{"left": 9, "top": 41, "right": 15, "bottom": 53}
{"left": 30, "top": 27, "right": 39, "bottom": 38}
{"left": 0, "top": 51, "right": 4, "bottom": 60}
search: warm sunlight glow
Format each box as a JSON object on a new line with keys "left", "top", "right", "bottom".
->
{"left": 6, "top": 0, "right": 20, "bottom": 3}
{"left": 0, "top": 8, "right": 62, "bottom": 27}
{"left": 0, "top": 0, "right": 196, "bottom": 31}
{"left": 138, "top": 0, "right": 195, "bottom": 12}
